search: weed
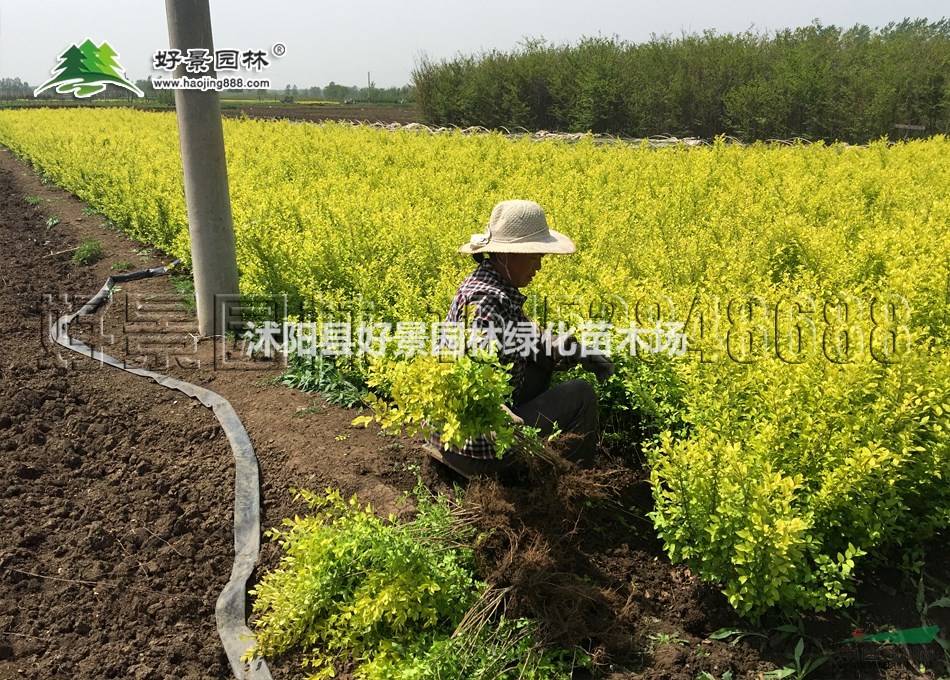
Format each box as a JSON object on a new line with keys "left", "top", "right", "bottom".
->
{"left": 392, "top": 461, "right": 420, "bottom": 475}
{"left": 916, "top": 570, "right": 950, "bottom": 658}
{"left": 45, "top": 216, "right": 60, "bottom": 229}
{"left": 697, "top": 671, "right": 734, "bottom": 680}
{"left": 72, "top": 239, "right": 104, "bottom": 266}
{"left": 253, "top": 374, "right": 283, "bottom": 388}
{"left": 292, "top": 402, "right": 325, "bottom": 418}
{"left": 281, "top": 353, "right": 367, "bottom": 408}
{"left": 26, "top": 195, "right": 45, "bottom": 205}
{"left": 81, "top": 205, "right": 99, "bottom": 216}
{"left": 708, "top": 626, "right": 769, "bottom": 646}
{"left": 335, "top": 433, "right": 349, "bottom": 441}
{"left": 762, "top": 637, "right": 828, "bottom": 679}
{"left": 647, "top": 631, "right": 689, "bottom": 649}
{"left": 170, "top": 274, "right": 196, "bottom": 310}
{"left": 111, "top": 260, "right": 134, "bottom": 272}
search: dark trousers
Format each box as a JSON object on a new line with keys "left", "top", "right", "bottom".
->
{"left": 439, "top": 362, "right": 599, "bottom": 478}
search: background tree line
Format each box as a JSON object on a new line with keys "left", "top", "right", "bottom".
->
{"left": 6, "top": 77, "right": 413, "bottom": 106}
{"left": 0, "top": 78, "right": 34, "bottom": 99}
{"left": 134, "top": 79, "right": 413, "bottom": 104}
{"left": 276, "top": 82, "right": 413, "bottom": 103}
{"left": 411, "top": 19, "right": 950, "bottom": 143}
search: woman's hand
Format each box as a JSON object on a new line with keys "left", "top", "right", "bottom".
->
{"left": 500, "top": 403, "right": 525, "bottom": 425}
{"left": 580, "top": 352, "right": 615, "bottom": 383}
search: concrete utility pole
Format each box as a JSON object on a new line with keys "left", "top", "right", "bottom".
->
{"left": 165, "top": 0, "right": 240, "bottom": 337}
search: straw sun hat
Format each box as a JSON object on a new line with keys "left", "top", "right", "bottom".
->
{"left": 458, "top": 200, "right": 576, "bottom": 255}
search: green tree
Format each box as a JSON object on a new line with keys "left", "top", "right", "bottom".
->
{"left": 412, "top": 22, "right": 950, "bottom": 142}
{"left": 323, "top": 81, "right": 350, "bottom": 102}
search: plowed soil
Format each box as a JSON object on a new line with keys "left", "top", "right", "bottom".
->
{"left": 0, "top": 143, "right": 945, "bottom": 680}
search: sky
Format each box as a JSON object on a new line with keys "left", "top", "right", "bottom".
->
{"left": 1, "top": 0, "right": 946, "bottom": 90}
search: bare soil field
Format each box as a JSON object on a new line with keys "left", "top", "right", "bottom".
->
{"left": 0, "top": 144, "right": 945, "bottom": 679}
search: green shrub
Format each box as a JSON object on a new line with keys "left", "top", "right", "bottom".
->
{"left": 354, "top": 352, "right": 517, "bottom": 456}
{"left": 247, "top": 487, "right": 477, "bottom": 678}
{"left": 72, "top": 238, "right": 103, "bottom": 265}
{"left": 648, "top": 342, "right": 950, "bottom": 619}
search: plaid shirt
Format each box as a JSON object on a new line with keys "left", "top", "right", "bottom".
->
{"left": 428, "top": 261, "right": 534, "bottom": 459}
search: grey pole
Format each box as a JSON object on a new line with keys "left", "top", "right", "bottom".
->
{"left": 165, "top": 0, "right": 240, "bottom": 337}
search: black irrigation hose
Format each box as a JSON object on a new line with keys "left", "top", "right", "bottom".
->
{"left": 49, "top": 261, "right": 272, "bottom": 680}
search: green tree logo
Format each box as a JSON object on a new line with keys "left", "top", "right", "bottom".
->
{"left": 34, "top": 40, "right": 144, "bottom": 99}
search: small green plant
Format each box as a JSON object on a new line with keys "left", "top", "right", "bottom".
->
{"left": 45, "top": 216, "right": 60, "bottom": 229}
{"left": 170, "top": 274, "right": 196, "bottom": 310}
{"left": 111, "top": 260, "right": 134, "bottom": 272}
{"left": 916, "top": 572, "right": 950, "bottom": 657}
{"left": 708, "top": 626, "right": 769, "bottom": 646}
{"left": 253, "top": 374, "right": 283, "bottom": 388}
{"left": 392, "top": 461, "right": 420, "bottom": 475}
{"left": 81, "top": 205, "right": 99, "bottom": 216}
{"left": 281, "top": 353, "right": 367, "bottom": 408}
{"left": 72, "top": 238, "right": 104, "bottom": 265}
{"left": 335, "top": 433, "right": 349, "bottom": 441}
{"left": 761, "top": 637, "right": 828, "bottom": 679}
{"left": 697, "top": 671, "right": 734, "bottom": 680}
{"left": 647, "top": 631, "right": 689, "bottom": 649}
{"left": 293, "top": 401, "right": 325, "bottom": 418}
{"left": 26, "top": 195, "right": 45, "bottom": 206}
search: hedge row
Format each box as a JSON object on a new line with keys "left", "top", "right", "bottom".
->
{"left": 412, "top": 19, "right": 950, "bottom": 143}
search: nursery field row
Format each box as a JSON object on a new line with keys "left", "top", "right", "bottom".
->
{"left": 0, "top": 108, "right": 947, "bottom": 617}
